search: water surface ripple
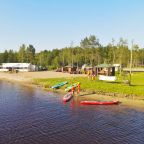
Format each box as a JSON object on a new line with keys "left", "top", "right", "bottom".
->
{"left": 0, "top": 81, "right": 144, "bottom": 144}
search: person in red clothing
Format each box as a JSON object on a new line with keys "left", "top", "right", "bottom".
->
{"left": 71, "top": 86, "right": 75, "bottom": 94}
{"left": 77, "top": 82, "right": 80, "bottom": 94}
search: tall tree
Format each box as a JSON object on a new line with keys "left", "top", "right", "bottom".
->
{"left": 18, "top": 44, "right": 27, "bottom": 63}
{"left": 3, "top": 50, "right": 9, "bottom": 62}
{"left": 117, "top": 38, "right": 129, "bottom": 67}
{"left": 80, "top": 35, "right": 101, "bottom": 65}
{"left": 26, "top": 45, "right": 36, "bottom": 64}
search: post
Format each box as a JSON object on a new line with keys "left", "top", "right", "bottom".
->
{"left": 70, "top": 41, "right": 74, "bottom": 68}
{"left": 129, "top": 40, "right": 133, "bottom": 85}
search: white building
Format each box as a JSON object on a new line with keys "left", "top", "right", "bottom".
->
{"left": 113, "top": 64, "right": 121, "bottom": 72}
{"left": 0, "top": 63, "right": 37, "bottom": 72}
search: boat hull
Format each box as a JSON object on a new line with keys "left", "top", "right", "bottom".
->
{"left": 63, "top": 93, "right": 73, "bottom": 102}
{"left": 65, "top": 83, "right": 78, "bottom": 92}
{"left": 52, "top": 81, "right": 67, "bottom": 89}
{"left": 99, "top": 75, "right": 116, "bottom": 82}
{"left": 80, "top": 100, "right": 119, "bottom": 105}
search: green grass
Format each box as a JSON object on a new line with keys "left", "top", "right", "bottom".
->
{"left": 33, "top": 72, "right": 144, "bottom": 98}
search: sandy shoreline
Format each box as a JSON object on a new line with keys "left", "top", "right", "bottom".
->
{"left": 0, "top": 71, "right": 144, "bottom": 111}
{"left": 79, "top": 93, "right": 144, "bottom": 111}
{"left": 0, "top": 71, "right": 86, "bottom": 82}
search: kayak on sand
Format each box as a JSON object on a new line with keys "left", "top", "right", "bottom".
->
{"left": 80, "top": 100, "right": 119, "bottom": 105}
{"left": 65, "top": 82, "right": 79, "bottom": 92}
{"left": 51, "top": 81, "right": 68, "bottom": 89}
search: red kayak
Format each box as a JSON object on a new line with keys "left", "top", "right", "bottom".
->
{"left": 80, "top": 100, "right": 119, "bottom": 105}
{"left": 63, "top": 93, "right": 73, "bottom": 102}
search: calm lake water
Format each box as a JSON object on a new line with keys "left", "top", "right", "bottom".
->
{"left": 0, "top": 81, "right": 144, "bottom": 144}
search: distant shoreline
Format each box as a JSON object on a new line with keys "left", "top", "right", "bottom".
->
{"left": 0, "top": 71, "right": 144, "bottom": 111}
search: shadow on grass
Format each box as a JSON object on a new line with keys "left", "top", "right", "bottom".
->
{"left": 107, "top": 81, "right": 123, "bottom": 84}
{"left": 78, "top": 92, "right": 96, "bottom": 97}
{"left": 107, "top": 81, "right": 144, "bottom": 86}
{"left": 130, "top": 84, "right": 144, "bottom": 87}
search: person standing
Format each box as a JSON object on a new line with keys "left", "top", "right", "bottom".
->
{"left": 77, "top": 83, "right": 80, "bottom": 94}
{"left": 71, "top": 86, "right": 75, "bottom": 94}
{"left": 87, "top": 70, "right": 90, "bottom": 79}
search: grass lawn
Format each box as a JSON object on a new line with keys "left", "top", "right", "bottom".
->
{"left": 33, "top": 72, "right": 144, "bottom": 98}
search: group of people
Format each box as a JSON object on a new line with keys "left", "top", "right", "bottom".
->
{"left": 71, "top": 82, "right": 80, "bottom": 95}
{"left": 87, "top": 70, "right": 96, "bottom": 80}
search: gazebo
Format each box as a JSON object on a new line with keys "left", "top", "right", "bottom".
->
{"left": 94, "top": 64, "right": 115, "bottom": 76}
{"left": 62, "top": 64, "right": 77, "bottom": 74}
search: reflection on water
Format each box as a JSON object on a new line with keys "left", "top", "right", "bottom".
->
{"left": 0, "top": 80, "right": 144, "bottom": 144}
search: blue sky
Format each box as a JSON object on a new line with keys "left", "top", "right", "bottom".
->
{"left": 0, "top": 0, "right": 144, "bottom": 52}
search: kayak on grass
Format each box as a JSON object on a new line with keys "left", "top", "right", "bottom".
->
{"left": 63, "top": 92, "right": 73, "bottom": 102}
{"left": 51, "top": 81, "right": 68, "bottom": 89}
{"left": 65, "top": 82, "right": 79, "bottom": 92}
{"left": 80, "top": 100, "right": 119, "bottom": 105}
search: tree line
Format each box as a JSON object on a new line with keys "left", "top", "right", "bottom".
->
{"left": 0, "top": 35, "right": 144, "bottom": 70}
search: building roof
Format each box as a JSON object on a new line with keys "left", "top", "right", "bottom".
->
{"left": 96, "top": 64, "right": 114, "bottom": 68}
{"left": 2, "top": 63, "right": 31, "bottom": 68}
{"left": 64, "top": 64, "right": 77, "bottom": 68}
{"left": 113, "top": 64, "right": 121, "bottom": 67}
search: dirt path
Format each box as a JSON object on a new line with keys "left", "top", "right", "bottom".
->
{"left": 0, "top": 71, "right": 86, "bottom": 82}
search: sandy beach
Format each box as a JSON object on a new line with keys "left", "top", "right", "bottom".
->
{"left": 0, "top": 71, "right": 86, "bottom": 83}
{"left": 79, "top": 93, "right": 144, "bottom": 111}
